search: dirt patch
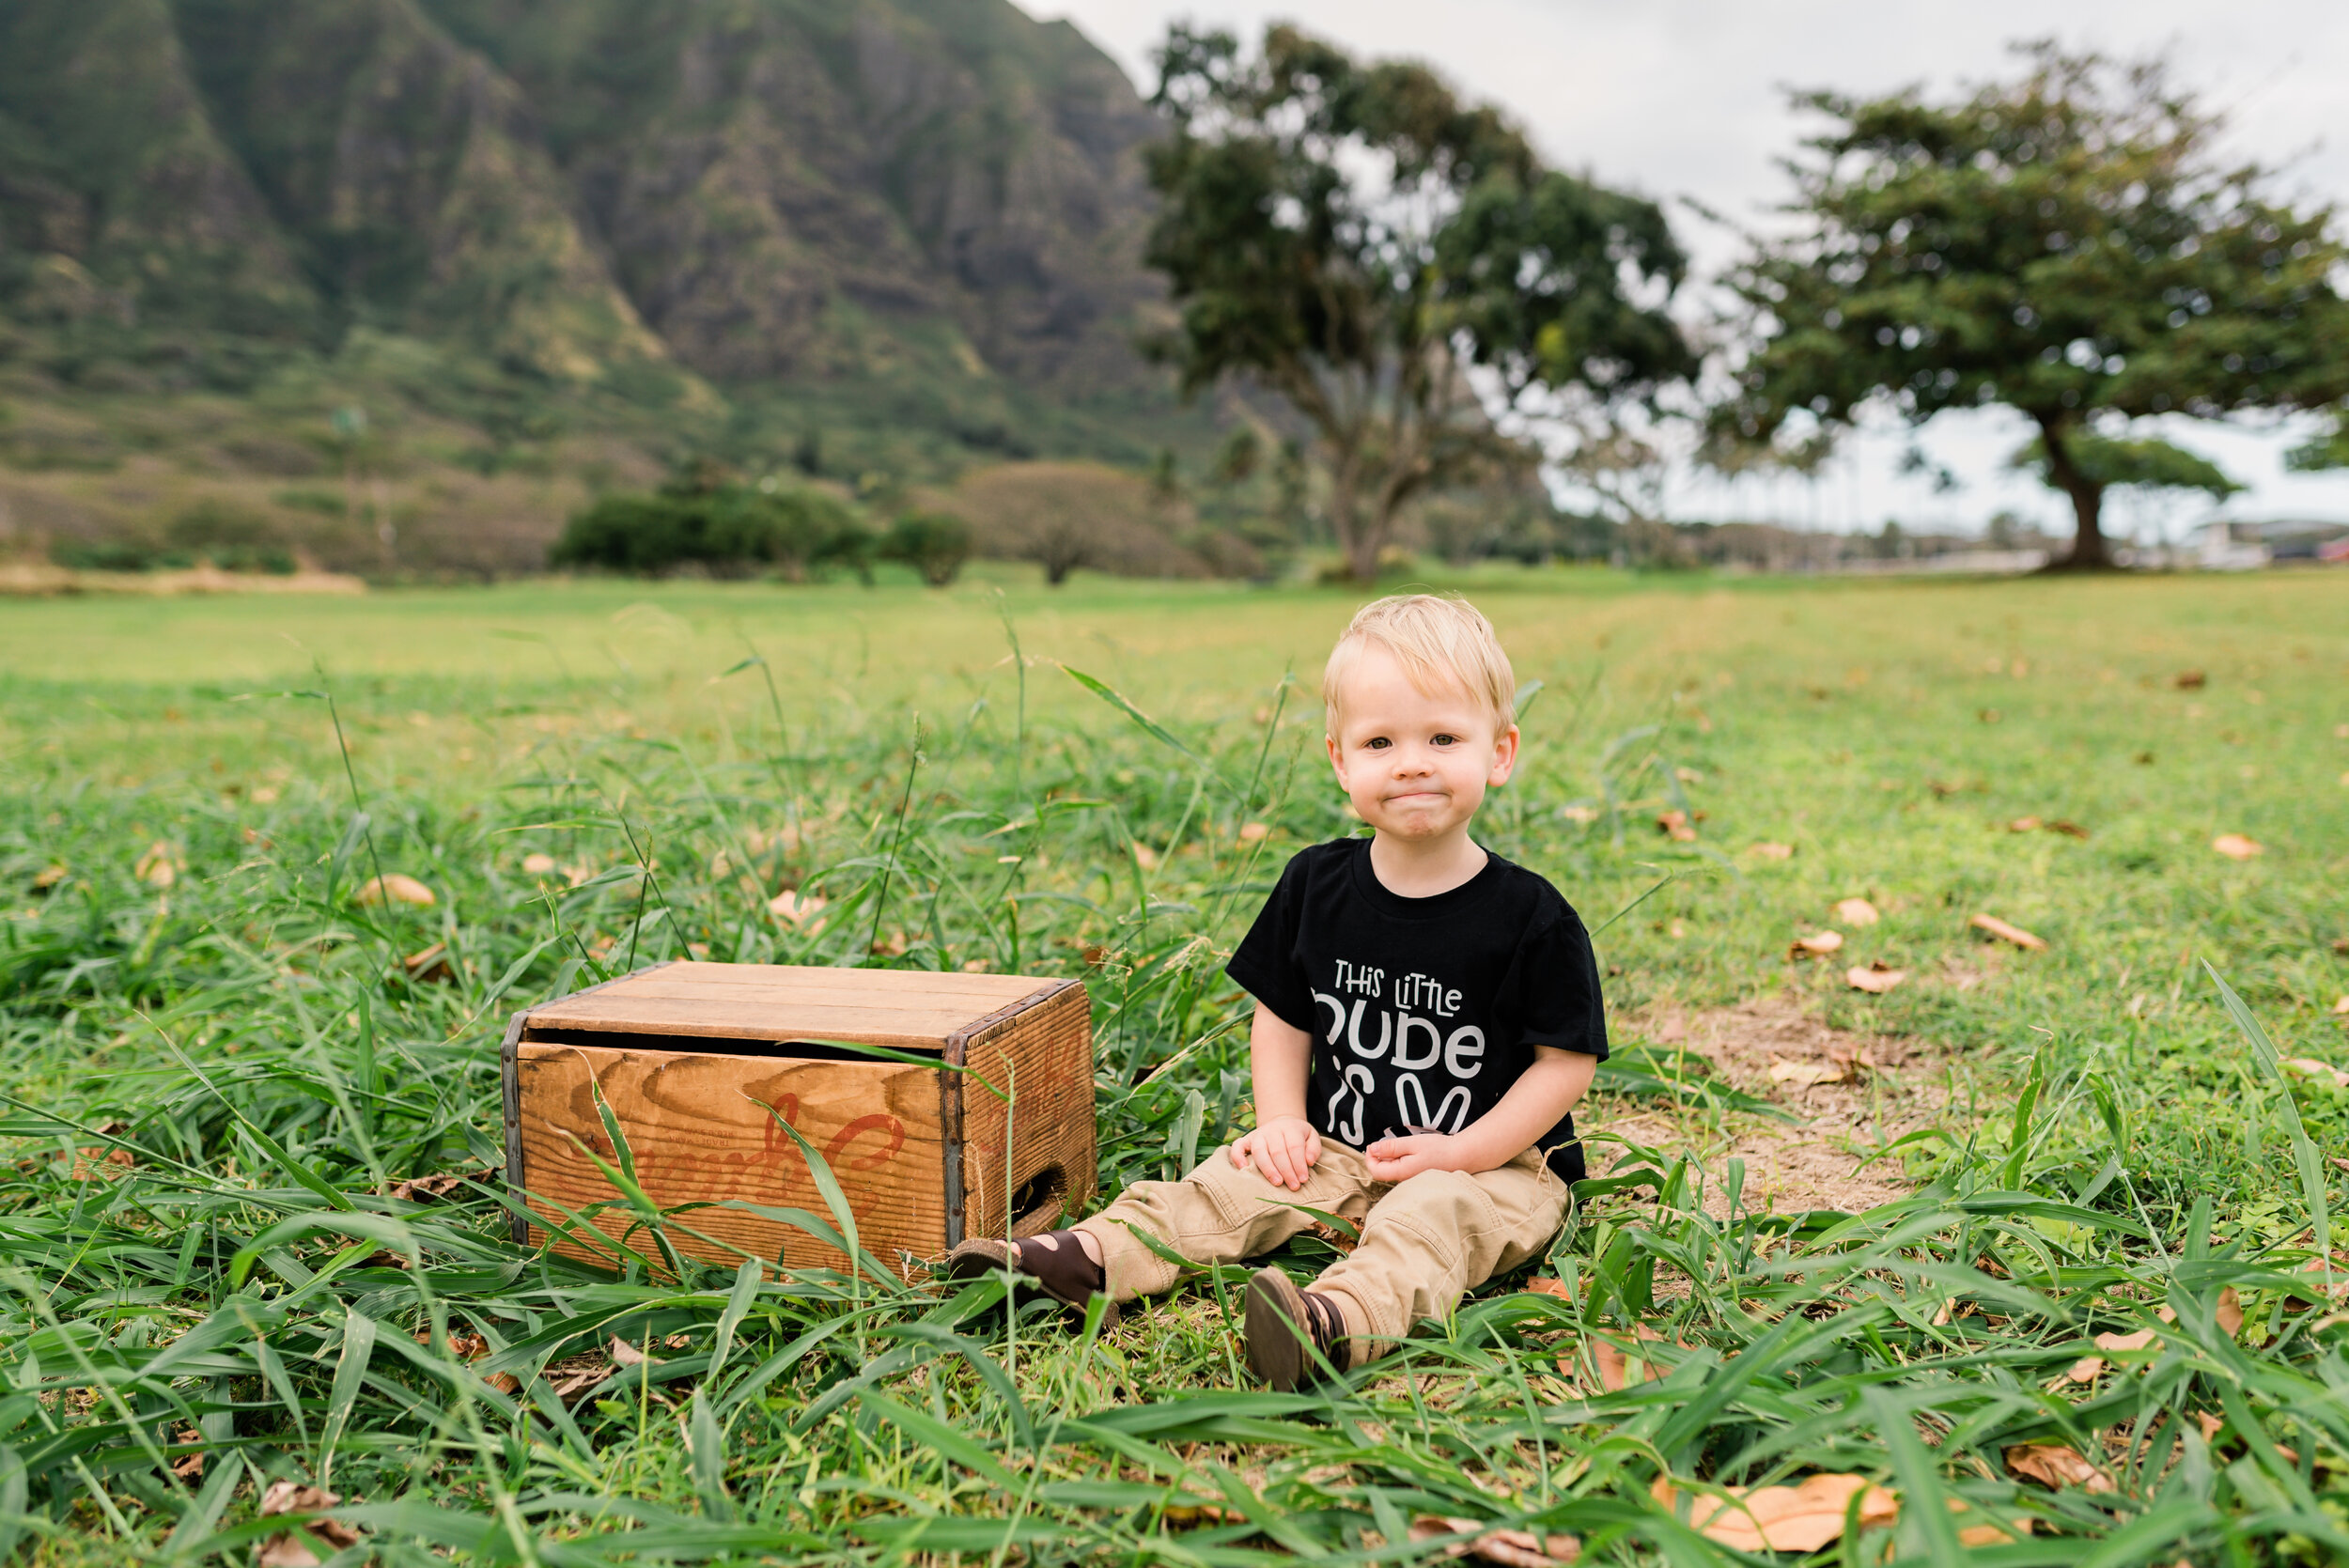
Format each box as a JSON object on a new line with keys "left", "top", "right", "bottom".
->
{"left": 1607, "top": 993, "right": 1947, "bottom": 1217}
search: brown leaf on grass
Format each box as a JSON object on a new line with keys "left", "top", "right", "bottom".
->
{"left": 1769, "top": 1058, "right": 1856, "bottom": 1088}
{"left": 1652, "top": 1473, "right": 1897, "bottom": 1553}
{"left": 257, "top": 1481, "right": 362, "bottom": 1567}
{"left": 485, "top": 1372, "right": 521, "bottom": 1395}
{"left": 31, "top": 863, "right": 66, "bottom": 892}
{"left": 1410, "top": 1517, "right": 1580, "bottom": 1567}
{"left": 1928, "top": 779, "right": 1965, "bottom": 797}
{"left": 1832, "top": 897, "right": 1880, "bottom": 926}
{"left": 66, "top": 1145, "right": 135, "bottom": 1181}
{"left": 134, "top": 842, "right": 181, "bottom": 889}
{"left": 1746, "top": 842, "right": 1795, "bottom": 860}
{"left": 521, "top": 852, "right": 558, "bottom": 876}
{"left": 1523, "top": 1277, "right": 1572, "bottom": 1301}
{"left": 609, "top": 1335, "right": 662, "bottom": 1367}
{"left": 2006, "top": 816, "right": 2043, "bottom": 833}
{"left": 2173, "top": 670, "right": 2207, "bottom": 690}
{"left": 1788, "top": 930, "right": 1845, "bottom": 959}
{"left": 355, "top": 872, "right": 435, "bottom": 907}
{"left": 1970, "top": 913, "right": 2048, "bottom": 951}
{"left": 869, "top": 930, "right": 909, "bottom": 956}
{"left": 1580, "top": 1326, "right": 1672, "bottom": 1391}
{"left": 1656, "top": 810, "right": 1698, "bottom": 843}
{"left": 386, "top": 1169, "right": 492, "bottom": 1203}
{"left": 170, "top": 1428, "right": 205, "bottom": 1481}
{"left": 358, "top": 1250, "right": 411, "bottom": 1270}
{"left": 547, "top": 1357, "right": 614, "bottom": 1403}
{"left": 2217, "top": 1286, "right": 2244, "bottom": 1335}
{"left": 2282, "top": 1058, "right": 2349, "bottom": 1089}
{"left": 2046, "top": 819, "right": 2091, "bottom": 839}
{"left": 1163, "top": 1501, "right": 1246, "bottom": 1529}
{"left": 1237, "top": 821, "right": 1271, "bottom": 843}
{"left": 2060, "top": 1356, "right": 2104, "bottom": 1384}
{"left": 1949, "top": 1499, "right": 2034, "bottom": 1546}
{"left": 2334, "top": 995, "right": 2349, "bottom": 1017}
{"left": 1845, "top": 962, "right": 1906, "bottom": 994}
{"left": 2211, "top": 833, "right": 2264, "bottom": 861}
{"left": 402, "top": 941, "right": 453, "bottom": 983}
{"left": 2196, "top": 1412, "right": 2224, "bottom": 1440}
{"left": 767, "top": 889, "right": 827, "bottom": 927}
{"left": 1130, "top": 843, "right": 1161, "bottom": 870}
{"left": 2095, "top": 1327, "right": 2158, "bottom": 1353}
{"left": 2004, "top": 1444, "right": 2114, "bottom": 1494}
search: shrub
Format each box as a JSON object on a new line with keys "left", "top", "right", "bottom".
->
{"left": 880, "top": 511, "right": 972, "bottom": 587}
{"left": 550, "top": 482, "right": 869, "bottom": 580}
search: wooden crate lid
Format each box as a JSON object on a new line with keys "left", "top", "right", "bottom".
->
{"left": 522, "top": 960, "right": 1066, "bottom": 1051}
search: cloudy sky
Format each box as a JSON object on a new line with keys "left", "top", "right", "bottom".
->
{"left": 1033, "top": 0, "right": 2349, "bottom": 535}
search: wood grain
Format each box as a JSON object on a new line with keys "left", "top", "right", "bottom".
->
{"left": 525, "top": 962, "right": 1045, "bottom": 1046}
{"left": 513, "top": 1043, "right": 947, "bottom": 1273}
{"left": 961, "top": 982, "right": 1097, "bottom": 1239}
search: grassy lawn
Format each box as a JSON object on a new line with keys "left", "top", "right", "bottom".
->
{"left": 2, "top": 567, "right": 2346, "bottom": 1564}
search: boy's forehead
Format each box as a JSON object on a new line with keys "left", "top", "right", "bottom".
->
{"left": 1328, "top": 647, "right": 1486, "bottom": 718}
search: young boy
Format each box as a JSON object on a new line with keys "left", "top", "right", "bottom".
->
{"left": 948, "top": 594, "right": 1607, "bottom": 1389}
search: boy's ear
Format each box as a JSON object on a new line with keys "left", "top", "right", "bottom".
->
{"left": 1325, "top": 731, "right": 1347, "bottom": 785}
{"left": 1488, "top": 723, "right": 1520, "bottom": 786}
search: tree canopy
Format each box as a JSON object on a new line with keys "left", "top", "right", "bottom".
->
{"left": 1142, "top": 24, "right": 1693, "bottom": 582}
{"left": 1716, "top": 45, "right": 2349, "bottom": 568}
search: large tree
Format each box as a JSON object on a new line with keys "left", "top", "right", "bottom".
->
{"left": 1716, "top": 46, "right": 2349, "bottom": 569}
{"left": 1142, "top": 25, "right": 1693, "bottom": 582}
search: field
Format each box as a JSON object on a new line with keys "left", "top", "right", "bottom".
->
{"left": 2, "top": 567, "right": 2346, "bottom": 1566}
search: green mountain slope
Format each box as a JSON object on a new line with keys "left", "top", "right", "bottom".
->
{"left": 0, "top": 0, "right": 1197, "bottom": 575}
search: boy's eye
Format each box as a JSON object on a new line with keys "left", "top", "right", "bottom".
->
{"left": 1432, "top": 734, "right": 1458, "bottom": 747}
{"left": 1363, "top": 737, "right": 1390, "bottom": 750}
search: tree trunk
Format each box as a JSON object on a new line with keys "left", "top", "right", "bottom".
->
{"left": 1328, "top": 454, "right": 1379, "bottom": 583}
{"left": 2038, "top": 420, "right": 2114, "bottom": 571}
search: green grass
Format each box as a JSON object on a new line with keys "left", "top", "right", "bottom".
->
{"left": 1, "top": 567, "right": 2346, "bottom": 1564}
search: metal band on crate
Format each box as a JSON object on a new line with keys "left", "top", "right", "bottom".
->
{"left": 940, "top": 979, "right": 1073, "bottom": 1244}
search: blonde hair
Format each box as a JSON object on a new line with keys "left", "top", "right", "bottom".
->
{"left": 1322, "top": 594, "right": 1517, "bottom": 737}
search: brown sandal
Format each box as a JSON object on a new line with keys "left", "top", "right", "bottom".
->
{"left": 1244, "top": 1267, "right": 1346, "bottom": 1390}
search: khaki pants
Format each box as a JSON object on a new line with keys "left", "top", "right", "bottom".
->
{"left": 1072, "top": 1141, "right": 1568, "bottom": 1366}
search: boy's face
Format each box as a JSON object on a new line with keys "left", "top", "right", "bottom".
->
{"left": 1325, "top": 644, "right": 1518, "bottom": 843}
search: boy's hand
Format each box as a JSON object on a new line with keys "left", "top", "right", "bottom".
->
{"left": 1362, "top": 1132, "right": 1463, "bottom": 1183}
{"left": 1232, "top": 1115, "right": 1322, "bottom": 1190}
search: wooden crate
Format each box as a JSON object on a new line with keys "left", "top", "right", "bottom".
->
{"left": 500, "top": 962, "right": 1094, "bottom": 1274}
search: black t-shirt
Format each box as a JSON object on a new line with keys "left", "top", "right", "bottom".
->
{"left": 1225, "top": 837, "right": 1607, "bottom": 1183}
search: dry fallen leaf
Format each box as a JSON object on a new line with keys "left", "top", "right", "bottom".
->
{"left": 1523, "top": 1277, "right": 1573, "bottom": 1301}
{"left": 2282, "top": 1058, "right": 2349, "bottom": 1089}
{"left": 1789, "top": 930, "right": 1845, "bottom": 959}
{"left": 545, "top": 1350, "right": 619, "bottom": 1404}
{"left": 2332, "top": 995, "right": 2349, "bottom": 1017}
{"left": 2006, "top": 816, "right": 2043, "bottom": 833}
{"left": 1656, "top": 810, "right": 1698, "bottom": 843}
{"left": 2004, "top": 1443, "right": 2114, "bottom": 1494}
{"left": 521, "top": 852, "right": 558, "bottom": 875}
{"left": 2174, "top": 669, "right": 2207, "bottom": 690}
{"left": 1237, "top": 821, "right": 1270, "bottom": 842}
{"left": 1970, "top": 913, "right": 2048, "bottom": 951}
{"left": 1949, "top": 1499, "right": 2034, "bottom": 1546}
{"left": 869, "top": 929, "right": 908, "bottom": 956}
{"left": 387, "top": 1169, "right": 491, "bottom": 1203}
{"left": 1653, "top": 1473, "right": 1897, "bottom": 1553}
{"left": 1769, "top": 1058, "right": 1856, "bottom": 1088}
{"left": 355, "top": 872, "right": 436, "bottom": 907}
{"left": 2217, "top": 1286, "right": 2244, "bottom": 1336}
{"left": 768, "top": 889, "right": 827, "bottom": 926}
{"left": 2046, "top": 819, "right": 2091, "bottom": 839}
{"left": 1832, "top": 897, "right": 1880, "bottom": 926}
{"left": 609, "top": 1335, "right": 662, "bottom": 1367}
{"left": 402, "top": 941, "right": 453, "bottom": 983}
{"left": 1746, "top": 842, "right": 1795, "bottom": 861}
{"left": 133, "top": 842, "right": 181, "bottom": 889}
{"left": 66, "top": 1145, "right": 136, "bottom": 1182}
{"left": 1163, "top": 1502, "right": 1246, "bottom": 1529}
{"left": 1846, "top": 962, "right": 1906, "bottom": 994}
{"left": 2095, "top": 1327, "right": 2159, "bottom": 1353}
{"left": 2060, "top": 1356, "right": 2104, "bottom": 1385}
{"left": 1410, "top": 1517, "right": 1580, "bottom": 1567}
{"left": 2211, "top": 833, "right": 2264, "bottom": 862}
{"left": 257, "top": 1481, "right": 362, "bottom": 1568}
{"left": 1579, "top": 1326, "right": 1673, "bottom": 1391}
{"left": 1130, "top": 843, "right": 1160, "bottom": 870}
{"left": 31, "top": 863, "right": 66, "bottom": 892}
